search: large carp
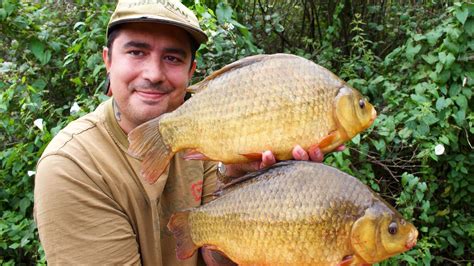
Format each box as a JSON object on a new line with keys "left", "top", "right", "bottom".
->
{"left": 168, "top": 161, "right": 418, "bottom": 266}
{"left": 128, "top": 54, "right": 377, "bottom": 183}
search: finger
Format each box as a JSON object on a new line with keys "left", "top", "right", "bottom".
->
{"left": 292, "top": 145, "right": 309, "bottom": 161}
{"left": 259, "top": 150, "right": 276, "bottom": 169}
{"left": 335, "top": 144, "right": 346, "bottom": 152}
{"left": 308, "top": 146, "right": 324, "bottom": 162}
{"left": 225, "top": 161, "right": 261, "bottom": 177}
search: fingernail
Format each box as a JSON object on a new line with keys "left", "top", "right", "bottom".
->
{"left": 297, "top": 148, "right": 305, "bottom": 158}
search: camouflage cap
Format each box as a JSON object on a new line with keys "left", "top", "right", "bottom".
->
{"left": 107, "top": 0, "right": 208, "bottom": 45}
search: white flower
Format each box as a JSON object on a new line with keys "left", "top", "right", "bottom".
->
{"left": 463, "top": 76, "right": 467, "bottom": 87}
{"left": 435, "top": 144, "right": 445, "bottom": 155}
{"left": 34, "top": 118, "right": 44, "bottom": 131}
{"left": 27, "top": 171, "right": 36, "bottom": 177}
{"left": 70, "top": 101, "right": 81, "bottom": 114}
{"left": 0, "top": 62, "right": 14, "bottom": 73}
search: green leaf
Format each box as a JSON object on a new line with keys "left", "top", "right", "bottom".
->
{"left": 436, "top": 97, "right": 448, "bottom": 111}
{"left": 29, "top": 40, "right": 45, "bottom": 62}
{"left": 443, "top": 38, "right": 460, "bottom": 53}
{"left": 216, "top": 2, "right": 233, "bottom": 24}
{"left": 32, "top": 78, "right": 47, "bottom": 91}
{"left": 19, "top": 198, "right": 30, "bottom": 214}
{"left": 401, "top": 254, "right": 417, "bottom": 264}
{"left": 405, "top": 40, "right": 422, "bottom": 61}
{"left": 401, "top": 173, "right": 410, "bottom": 187}
{"left": 275, "top": 24, "right": 284, "bottom": 33}
{"left": 449, "top": 84, "right": 462, "bottom": 97}
{"left": 455, "top": 6, "right": 469, "bottom": 25}
{"left": 444, "top": 53, "right": 456, "bottom": 68}
{"left": 423, "top": 113, "right": 439, "bottom": 125}
{"left": 372, "top": 139, "right": 386, "bottom": 152}
{"left": 447, "top": 235, "right": 458, "bottom": 247}
{"left": 371, "top": 75, "right": 384, "bottom": 84}
{"left": 9, "top": 243, "right": 19, "bottom": 249}
{"left": 455, "top": 95, "right": 468, "bottom": 110}
{"left": 416, "top": 189, "right": 424, "bottom": 201}
{"left": 454, "top": 110, "right": 466, "bottom": 125}
{"left": 426, "top": 29, "right": 443, "bottom": 46}
{"left": 439, "top": 51, "right": 447, "bottom": 63}
{"left": 465, "top": 18, "right": 474, "bottom": 36}
{"left": 416, "top": 122, "right": 430, "bottom": 136}
{"left": 422, "top": 54, "right": 438, "bottom": 64}
{"left": 20, "top": 236, "right": 30, "bottom": 247}
{"left": 352, "top": 133, "right": 360, "bottom": 145}
{"left": 410, "top": 94, "right": 429, "bottom": 103}
{"left": 0, "top": 8, "right": 6, "bottom": 21}
{"left": 440, "top": 135, "right": 450, "bottom": 145}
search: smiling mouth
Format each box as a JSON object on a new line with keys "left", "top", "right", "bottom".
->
{"left": 135, "top": 90, "right": 167, "bottom": 101}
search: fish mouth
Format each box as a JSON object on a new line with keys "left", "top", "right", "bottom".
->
{"left": 370, "top": 108, "right": 377, "bottom": 123}
{"left": 405, "top": 229, "right": 418, "bottom": 250}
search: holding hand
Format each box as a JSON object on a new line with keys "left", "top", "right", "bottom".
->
{"left": 223, "top": 144, "right": 346, "bottom": 179}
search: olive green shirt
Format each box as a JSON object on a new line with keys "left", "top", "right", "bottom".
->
{"left": 34, "top": 98, "right": 217, "bottom": 265}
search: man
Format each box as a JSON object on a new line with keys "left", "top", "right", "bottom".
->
{"left": 34, "top": 0, "right": 340, "bottom": 265}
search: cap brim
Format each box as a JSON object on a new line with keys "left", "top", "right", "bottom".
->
{"left": 107, "top": 17, "right": 208, "bottom": 45}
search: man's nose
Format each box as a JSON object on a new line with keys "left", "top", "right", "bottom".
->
{"left": 142, "top": 58, "right": 165, "bottom": 83}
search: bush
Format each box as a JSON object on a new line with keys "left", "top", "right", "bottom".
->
{"left": 324, "top": 2, "right": 474, "bottom": 264}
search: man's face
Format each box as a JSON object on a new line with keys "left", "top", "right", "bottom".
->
{"left": 103, "top": 23, "right": 196, "bottom": 133}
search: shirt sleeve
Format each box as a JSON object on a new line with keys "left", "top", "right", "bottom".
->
{"left": 34, "top": 154, "right": 141, "bottom": 265}
{"left": 201, "top": 161, "right": 217, "bottom": 204}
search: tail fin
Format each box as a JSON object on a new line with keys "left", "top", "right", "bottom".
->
{"left": 167, "top": 211, "right": 199, "bottom": 260}
{"left": 128, "top": 116, "right": 174, "bottom": 184}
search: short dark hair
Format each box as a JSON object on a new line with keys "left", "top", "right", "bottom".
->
{"left": 106, "top": 25, "right": 198, "bottom": 66}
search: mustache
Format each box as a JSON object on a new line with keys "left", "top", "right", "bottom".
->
{"left": 129, "top": 81, "right": 174, "bottom": 93}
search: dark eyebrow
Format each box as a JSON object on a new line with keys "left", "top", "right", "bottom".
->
{"left": 122, "top": 42, "right": 188, "bottom": 58}
{"left": 164, "top": 47, "right": 188, "bottom": 58}
{"left": 123, "top": 41, "right": 151, "bottom": 50}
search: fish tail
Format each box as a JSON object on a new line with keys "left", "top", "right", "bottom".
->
{"left": 128, "top": 116, "right": 174, "bottom": 184}
{"left": 167, "top": 211, "right": 198, "bottom": 260}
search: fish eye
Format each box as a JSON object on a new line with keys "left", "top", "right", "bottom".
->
{"left": 359, "top": 99, "right": 365, "bottom": 109}
{"left": 388, "top": 222, "right": 398, "bottom": 235}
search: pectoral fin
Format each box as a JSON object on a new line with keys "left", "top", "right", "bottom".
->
{"left": 337, "top": 255, "right": 371, "bottom": 266}
{"left": 318, "top": 131, "right": 337, "bottom": 150}
{"left": 167, "top": 211, "right": 198, "bottom": 260}
{"left": 239, "top": 152, "right": 263, "bottom": 160}
{"left": 183, "top": 149, "right": 211, "bottom": 160}
{"left": 128, "top": 115, "right": 174, "bottom": 184}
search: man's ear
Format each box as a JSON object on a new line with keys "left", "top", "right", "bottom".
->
{"left": 188, "top": 60, "right": 197, "bottom": 79}
{"left": 103, "top": 47, "right": 111, "bottom": 72}
{"left": 102, "top": 47, "right": 112, "bottom": 96}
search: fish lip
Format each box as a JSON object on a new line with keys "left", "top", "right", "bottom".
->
{"left": 405, "top": 240, "right": 417, "bottom": 250}
{"left": 370, "top": 108, "right": 377, "bottom": 121}
{"left": 405, "top": 230, "right": 418, "bottom": 249}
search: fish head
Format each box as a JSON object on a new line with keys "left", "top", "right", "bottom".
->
{"left": 350, "top": 202, "right": 418, "bottom": 264}
{"left": 334, "top": 86, "right": 377, "bottom": 138}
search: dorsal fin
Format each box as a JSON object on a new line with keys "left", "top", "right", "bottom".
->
{"left": 188, "top": 54, "right": 300, "bottom": 94}
{"left": 213, "top": 160, "right": 297, "bottom": 197}
{"left": 187, "top": 54, "right": 269, "bottom": 94}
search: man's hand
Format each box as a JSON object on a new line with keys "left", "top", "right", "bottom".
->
{"left": 224, "top": 145, "right": 345, "bottom": 178}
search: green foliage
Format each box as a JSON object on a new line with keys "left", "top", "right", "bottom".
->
{"left": 1, "top": 0, "right": 473, "bottom": 264}
{"left": 0, "top": 1, "right": 110, "bottom": 263}
{"left": 325, "top": 2, "right": 474, "bottom": 264}
{"left": 187, "top": 1, "right": 262, "bottom": 82}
